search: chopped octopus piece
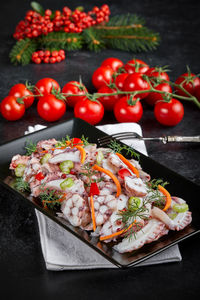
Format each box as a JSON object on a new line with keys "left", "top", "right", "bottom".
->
{"left": 10, "top": 154, "right": 30, "bottom": 169}
{"left": 91, "top": 195, "right": 117, "bottom": 226}
{"left": 60, "top": 193, "right": 91, "bottom": 227}
{"left": 152, "top": 197, "right": 192, "bottom": 231}
{"left": 113, "top": 219, "right": 168, "bottom": 253}
{"left": 125, "top": 176, "right": 147, "bottom": 197}
{"left": 45, "top": 178, "right": 85, "bottom": 195}
{"left": 36, "top": 139, "right": 57, "bottom": 151}
{"left": 49, "top": 149, "right": 81, "bottom": 164}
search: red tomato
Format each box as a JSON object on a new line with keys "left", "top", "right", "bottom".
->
{"left": 35, "top": 78, "right": 60, "bottom": 98}
{"left": 62, "top": 81, "right": 88, "bottom": 107}
{"left": 194, "top": 86, "right": 200, "bottom": 102}
{"left": 154, "top": 98, "right": 184, "bottom": 126}
{"left": 9, "top": 83, "right": 34, "bottom": 108}
{"left": 118, "top": 168, "right": 132, "bottom": 179}
{"left": 101, "top": 57, "right": 124, "bottom": 72}
{"left": 114, "top": 73, "right": 129, "bottom": 90}
{"left": 92, "top": 66, "right": 114, "bottom": 90}
{"left": 114, "top": 96, "right": 143, "bottom": 123}
{"left": 123, "top": 73, "right": 150, "bottom": 99}
{"left": 97, "top": 85, "right": 121, "bottom": 111}
{"left": 145, "top": 83, "right": 172, "bottom": 106}
{"left": 74, "top": 97, "right": 104, "bottom": 125}
{"left": 124, "top": 59, "right": 149, "bottom": 74}
{"left": 71, "top": 138, "right": 83, "bottom": 145}
{"left": 175, "top": 72, "right": 200, "bottom": 96}
{"left": 145, "top": 67, "right": 170, "bottom": 82}
{"left": 37, "top": 94, "right": 66, "bottom": 122}
{"left": 0, "top": 96, "right": 25, "bottom": 121}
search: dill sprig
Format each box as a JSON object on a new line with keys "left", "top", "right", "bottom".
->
{"left": 108, "top": 139, "right": 140, "bottom": 160}
{"left": 80, "top": 162, "right": 103, "bottom": 186}
{"left": 39, "top": 188, "right": 63, "bottom": 210}
{"left": 146, "top": 178, "right": 169, "bottom": 209}
{"left": 25, "top": 140, "right": 37, "bottom": 155}
{"left": 118, "top": 199, "right": 150, "bottom": 239}
{"left": 14, "top": 177, "right": 30, "bottom": 193}
{"left": 81, "top": 134, "right": 90, "bottom": 146}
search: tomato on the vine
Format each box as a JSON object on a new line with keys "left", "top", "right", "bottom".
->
{"left": 124, "top": 59, "right": 149, "bottom": 74}
{"left": 97, "top": 85, "right": 121, "bottom": 111}
{"left": 114, "top": 73, "right": 129, "bottom": 90}
{"left": 114, "top": 96, "right": 143, "bottom": 123}
{"left": 62, "top": 81, "right": 88, "bottom": 107}
{"left": 145, "top": 83, "right": 172, "bottom": 106}
{"left": 123, "top": 73, "right": 150, "bottom": 99}
{"left": 74, "top": 97, "right": 104, "bottom": 125}
{"left": 37, "top": 94, "right": 66, "bottom": 122}
{"left": 35, "top": 78, "right": 60, "bottom": 97}
{"left": 145, "top": 67, "right": 170, "bottom": 82}
{"left": 92, "top": 66, "right": 114, "bottom": 89}
{"left": 0, "top": 96, "right": 25, "bottom": 121}
{"left": 9, "top": 83, "right": 34, "bottom": 108}
{"left": 101, "top": 57, "right": 124, "bottom": 72}
{"left": 154, "top": 98, "right": 184, "bottom": 126}
{"left": 175, "top": 72, "right": 200, "bottom": 97}
{"left": 194, "top": 86, "right": 200, "bottom": 102}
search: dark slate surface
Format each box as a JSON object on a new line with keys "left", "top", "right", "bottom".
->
{"left": 0, "top": 0, "right": 200, "bottom": 299}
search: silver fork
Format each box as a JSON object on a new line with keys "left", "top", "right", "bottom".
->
{"left": 97, "top": 132, "right": 200, "bottom": 146}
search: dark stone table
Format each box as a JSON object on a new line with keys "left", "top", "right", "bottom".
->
{"left": 0, "top": 0, "right": 199, "bottom": 299}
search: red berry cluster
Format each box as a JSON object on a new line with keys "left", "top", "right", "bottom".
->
{"left": 13, "top": 5, "right": 110, "bottom": 40}
{"left": 32, "top": 49, "right": 65, "bottom": 64}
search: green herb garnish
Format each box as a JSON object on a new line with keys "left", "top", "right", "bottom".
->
{"left": 14, "top": 177, "right": 30, "bottom": 193}
{"left": 25, "top": 140, "right": 37, "bottom": 155}
{"left": 108, "top": 139, "right": 140, "bottom": 160}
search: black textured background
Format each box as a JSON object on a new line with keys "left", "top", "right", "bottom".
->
{"left": 0, "top": 0, "right": 200, "bottom": 299}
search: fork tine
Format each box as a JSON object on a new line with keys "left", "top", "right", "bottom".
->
{"left": 98, "top": 135, "right": 140, "bottom": 146}
{"left": 98, "top": 132, "right": 136, "bottom": 142}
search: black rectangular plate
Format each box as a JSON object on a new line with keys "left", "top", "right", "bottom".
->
{"left": 0, "top": 118, "right": 200, "bottom": 268}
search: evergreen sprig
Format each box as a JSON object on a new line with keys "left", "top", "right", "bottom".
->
{"left": 9, "top": 13, "right": 160, "bottom": 65}
{"left": 9, "top": 38, "right": 38, "bottom": 65}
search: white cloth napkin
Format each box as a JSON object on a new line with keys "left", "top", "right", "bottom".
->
{"left": 25, "top": 123, "right": 182, "bottom": 270}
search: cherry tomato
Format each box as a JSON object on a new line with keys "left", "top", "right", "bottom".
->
{"left": 35, "top": 78, "right": 60, "bottom": 98}
{"left": 0, "top": 96, "right": 25, "bottom": 121}
{"left": 74, "top": 97, "right": 104, "bottom": 125}
{"left": 124, "top": 59, "right": 149, "bottom": 74}
{"left": 101, "top": 57, "right": 124, "bottom": 72}
{"left": 114, "top": 73, "right": 129, "bottom": 90}
{"left": 9, "top": 83, "right": 34, "bottom": 108}
{"left": 175, "top": 72, "right": 200, "bottom": 96}
{"left": 92, "top": 66, "right": 114, "bottom": 90}
{"left": 37, "top": 94, "right": 66, "bottom": 122}
{"left": 145, "top": 83, "right": 172, "bottom": 106}
{"left": 194, "top": 86, "right": 200, "bottom": 102}
{"left": 118, "top": 168, "right": 132, "bottom": 179}
{"left": 62, "top": 81, "right": 88, "bottom": 107}
{"left": 145, "top": 67, "right": 170, "bottom": 82}
{"left": 97, "top": 85, "right": 121, "bottom": 111}
{"left": 154, "top": 98, "right": 184, "bottom": 126}
{"left": 114, "top": 96, "right": 143, "bottom": 123}
{"left": 123, "top": 73, "right": 150, "bottom": 99}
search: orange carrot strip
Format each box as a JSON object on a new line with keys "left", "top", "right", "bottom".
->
{"left": 90, "top": 195, "right": 96, "bottom": 231}
{"left": 158, "top": 184, "right": 172, "bottom": 211}
{"left": 92, "top": 164, "right": 121, "bottom": 197}
{"left": 116, "top": 152, "right": 140, "bottom": 178}
{"left": 75, "top": 145, "right": 86, "bottom": 164}
{"left": 100, "top": 221, "right": 136, "bottom": 241}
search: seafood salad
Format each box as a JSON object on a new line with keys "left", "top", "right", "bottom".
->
{"left": 10, "top": 136, "right": 192, "bottom": 253}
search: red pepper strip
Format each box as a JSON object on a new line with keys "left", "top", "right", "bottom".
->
{"left": 35, "top": 172, "right": 45, "bottom": 181}
{"left": 89, "top": 182, "right": 100, "bottom": 196}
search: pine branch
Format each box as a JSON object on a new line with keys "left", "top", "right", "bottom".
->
{"left": 9, "top": 38, "right": 38, "bottom": 65}
{"left": 38, "top": 32, "right": 83, "bottom": 51}
{"left": 93, "top": 14, "right": 160, "bottom": 52}
{"left": 82, "top": 28, "right": 106, "bottom": 52}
